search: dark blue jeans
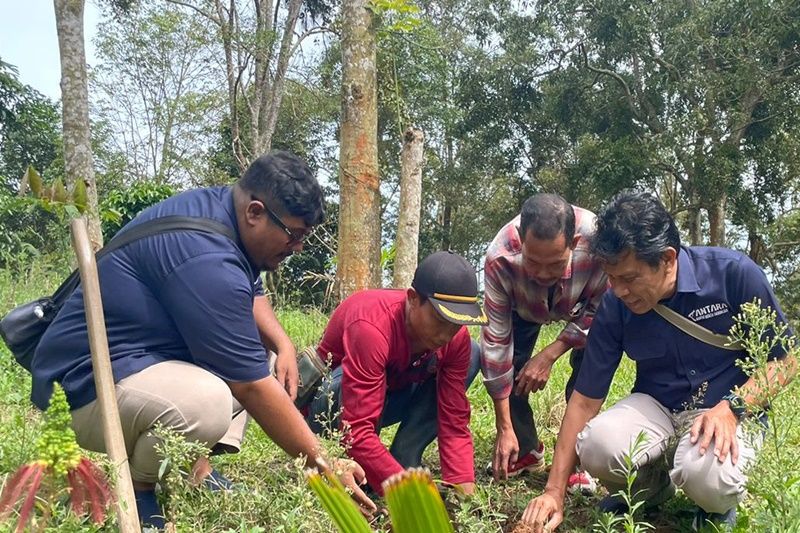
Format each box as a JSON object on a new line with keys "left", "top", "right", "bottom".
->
{"left": 511, "top": 312, "right": 583, "bottom": 457}
{"left": 307, "top": 340, "right": 481, "bottom": 469}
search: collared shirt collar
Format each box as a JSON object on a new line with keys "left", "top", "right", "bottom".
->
{"left": 675, "top": 246, "right": 700, "bottom": 293}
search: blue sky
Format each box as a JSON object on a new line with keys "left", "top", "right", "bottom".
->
{"left": 0, "top": 0, "right": 100, "bottom": 101}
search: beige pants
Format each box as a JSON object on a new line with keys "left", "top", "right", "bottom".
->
{"left": 576, "top": 393, "right": 761, "bottom": 514}
{"left": 70, "top": 360, "right": 249, "bottom": 484}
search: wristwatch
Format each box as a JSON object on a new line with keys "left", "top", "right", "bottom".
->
{"left": 722, "top": 392, "right": 747, "bottom": 419}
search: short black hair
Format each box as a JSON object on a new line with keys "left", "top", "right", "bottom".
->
{"left": 519, "top": 194, "right": 575, "bottom": 244}
{"left": 237, "top": 151, "right": 325, "bottom": 226}
{"left": 590, "top": 190, "right": 681, "bottom": 268}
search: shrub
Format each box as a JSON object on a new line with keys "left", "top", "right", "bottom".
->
{"left": 100, "top": 181, "right": 176, "bottom": 241}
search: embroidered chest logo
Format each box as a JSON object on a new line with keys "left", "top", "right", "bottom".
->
{"left": 687, "top": 302, "right": 730, "bottom": 322}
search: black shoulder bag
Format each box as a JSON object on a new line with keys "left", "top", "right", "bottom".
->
{"left": 0, "top": 216, "right": 236, "bottom": 371}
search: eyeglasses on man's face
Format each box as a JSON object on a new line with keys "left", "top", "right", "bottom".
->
{"left": 251, "top": 195, "right": 312, "bottom": 244}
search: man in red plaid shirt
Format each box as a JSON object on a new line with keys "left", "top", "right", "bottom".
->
{"left": 482, "top": 194, "right": 608, "bottom": 491}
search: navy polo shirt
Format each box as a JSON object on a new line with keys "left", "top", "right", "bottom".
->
{"left": 574, "top": 246, "right": 793, "bottom": 411}
{"left": 31, "top": 186, "right": 270, "bottom": 411}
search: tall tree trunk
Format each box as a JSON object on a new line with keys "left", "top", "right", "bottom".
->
{"left": 54, "top": 0, "right": 102, "bottom": 250}
{"left": 393, "top": 127, "right": 424, "bottom": 288}
{"left": 747, "top": 230, "right": 766, "bottom": 266}
{"left": 707, "top": 194, "right": 727, "bottom": 246}
{"left": 259, "top": 0, "right": 303, "bottom": 153}
{"left": 686, "top": 206, "right": 702, "bottom": 246}
{"left": 441, "top": 126, "right": 454, "bottom": 250}
{"left": 336, "top": 0, "right": 381, "bottom": 301}
{"left": 182, "top": 0, "right": 306, "bottom": 171}
{"left": 441, "top": 201, "right": 452, "bottom": 250}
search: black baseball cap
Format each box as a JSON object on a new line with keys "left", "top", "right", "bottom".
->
{"left": 411, "top": 251, "right": 488, "bottom": 326}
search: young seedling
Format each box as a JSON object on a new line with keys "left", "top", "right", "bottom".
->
{"left": 0, "top": 383, "right": 113, "bottom": 531}
{"left": 307, "top": 461, "right": 456, "bottom": 533}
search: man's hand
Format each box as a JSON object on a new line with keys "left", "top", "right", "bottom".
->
{"left": 514, "top": 346, "right": 559, "bottom": 396}
{"left": 522, "top": 490, "right": 564, "bottom": 532}
{"left": 274, "top": 347, "right": 299, "bottom": 401}
{"left": 493, "top": 426, "right": 520, "bottom": 480}
{"left": 689, "top": 401, "right": 740, "bottom": 465}
{"left": 330, "top": 458, "right": 378, "bottom": 515}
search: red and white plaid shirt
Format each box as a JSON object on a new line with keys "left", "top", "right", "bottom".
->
{"left": 481, "top": 206, "right": 608, "bottom": 399}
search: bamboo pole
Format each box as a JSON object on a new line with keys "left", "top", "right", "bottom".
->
{"left": 70, "top": 218, "right": 140, "bottom": 532}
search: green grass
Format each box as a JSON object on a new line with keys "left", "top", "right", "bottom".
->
{"left": 1, "top": 268, "right": 799, "bottom": 532}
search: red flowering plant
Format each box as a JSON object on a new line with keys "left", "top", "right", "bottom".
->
{"left": 0, "top": 383, "right": 114, "bottom": 531}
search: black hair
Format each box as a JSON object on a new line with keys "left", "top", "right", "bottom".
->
{"left": 519, "top": 194, "right": 575, "bottom": 245}
{"left": 237, "top": 151, "right": 325, "bottom": 226}
{"left": 590, "top": 190, "right": 681, "bottom": 268}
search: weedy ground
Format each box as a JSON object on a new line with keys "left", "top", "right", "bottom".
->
{"left": 1, "top": 265, "right": 798, "bottom": 532}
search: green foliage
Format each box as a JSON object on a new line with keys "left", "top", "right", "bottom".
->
{"left": 0, "top": 382, "right": 113, "bottom": 532}
{"left": 37, "top": 385, "right": 81, "bottom": 478}
{"left": 368, "top": 0, "right": 422, "bottom": 34}
{"left": 452, "top": 0, "right": 800, "bottom": 253}
{"left": 592, "top": 431, "right": 654, "bottom": 533}
{"left": 0, "top": 188, "right": 69, "bottom": 270}
{"left": 306, "top": 465, "right": 372, "bottom": 533}
{"left": 266, "top": 196, "right": 339, "bottom": 311}
{"left": 308, "top": 467, "right": 454, "bottom": 533}
{"left": 20, "top": 166, "right": 87, "bottom": 217}
{"left": 373, "top": 3, "right": 527, "bottom": 263}
{"left": 93, "top": 1, "right": 224, "bottom": 185}
{"left": 0, "top": 164, "right": 94, "bottom": 269}
{"left": 99, "top": 180, "right": 175, "bottom": 240}
{"left": 728, "top": 300, "right": 800, "bottom": 531}
{"left": 0, "top": 59, "right": 63, "bottom": 194}
{"left": 384, "top": 469, "right": 455, "bottom": 533}
{"left": 0, "top": 58, "right": 23, "bottom": 125}
{"left": 208, "top": 78, "right": 339, "bottom": 185}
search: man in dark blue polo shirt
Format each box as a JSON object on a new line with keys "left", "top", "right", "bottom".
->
{"left": 32, "top": 152, "right": 374, "bottom": 528}
{"left": 522, "top": 191, "right": 797, "bottom": 532}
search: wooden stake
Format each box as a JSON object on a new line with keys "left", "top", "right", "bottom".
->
{"left": 70, "top": 218, "right": 141, "bottom": 533}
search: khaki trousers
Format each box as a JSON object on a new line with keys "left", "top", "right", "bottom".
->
{"left": 576, "top": 393, "right": 761, "bottom": 514}
{"left": 70, "top": 360, "right": 249, "bottom": 484}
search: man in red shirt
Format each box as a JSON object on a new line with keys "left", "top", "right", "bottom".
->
{"left": 307, "top": 251, "right": 487, "bottom": 494}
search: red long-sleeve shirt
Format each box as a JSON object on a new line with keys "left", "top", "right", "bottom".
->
{"left": 317, "top": 289, "right": 474, "bottom": 493}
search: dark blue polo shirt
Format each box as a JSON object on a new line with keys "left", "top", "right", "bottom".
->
{"left": 31, "top": 186, "right": 270, "bottom": 411}
{"left": 575, "top": 246, "right": 792, "bottom": 411}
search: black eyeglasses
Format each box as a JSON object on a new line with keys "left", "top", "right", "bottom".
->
{"left": 251, "top": 195, "right": 312, "bottom": 244}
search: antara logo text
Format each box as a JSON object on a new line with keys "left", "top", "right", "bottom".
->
{"left": 688, "top": 303, "right": 730, "bottom": 322}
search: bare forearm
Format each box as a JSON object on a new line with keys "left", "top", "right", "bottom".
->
{"left": 253, "top": 295, "right": 294, "bottom": 353}
{"left": 540, "top": 339, "right": 571, "bottom": 363}
{"left": 229, "top": 376, "right": 319, "bottom": 467}
{"left": 544, "top": 392, "right": 602, "bottom": 497}
{"left": 739, "top": 354, "right": 798, "bottom": 408}
{"left": 492, "top": 397, "right": 513, "bottom": 430}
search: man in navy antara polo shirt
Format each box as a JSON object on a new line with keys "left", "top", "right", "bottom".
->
{"left": 523, "top": 191, "right": 797, "bottom": 532}
{"left": 32, "top": 152, "right": 374, "bottom": 528}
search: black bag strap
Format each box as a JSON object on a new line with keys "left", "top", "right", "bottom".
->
{"left": 51, "top": 216, "right": 238, "bottom": 306}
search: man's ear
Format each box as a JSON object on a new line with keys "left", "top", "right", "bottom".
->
{"left": 662, "top": 247, "right": 678, "bottom": 270}
{"left": 245, "top": 198, "right": 265, "bottom": 227}
{"left": 406, "top": 287, "right": 419, "bottom": 307}
{"left": 570, "top": 233, "right": 581, "bottom": 250}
